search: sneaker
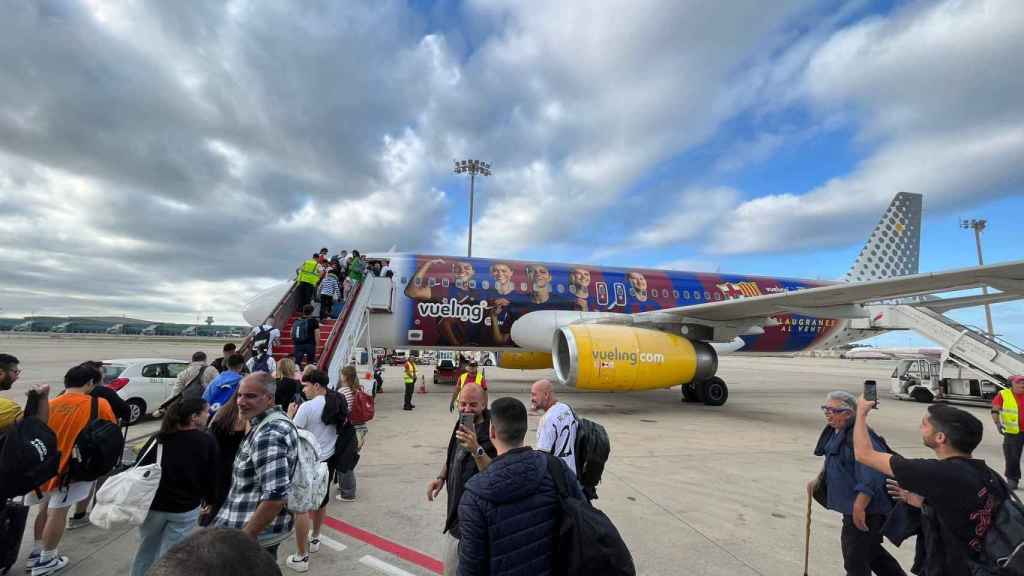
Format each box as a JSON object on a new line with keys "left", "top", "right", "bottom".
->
{"left": 286, "top": 554, "right": 309, "bottom": 573}
{"left": 66, "top": 513, "right": 90, "bottom": 530}
{"left": 24, "top": 551, "right": 40, "bottom": 573}
{"left": 308, "top": 538, "right": 321, "bottom": 554}
{"left": 1011, "top": 480, "right": 1020, "bottom": 491}
{"left": 336, "top": 494, "right": 356, "bottom": 502}
{"left": 31, "top": 556, "right": 68, "bottom": 576}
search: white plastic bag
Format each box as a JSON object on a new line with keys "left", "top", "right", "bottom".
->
{"left": 89, "top": 442, "right": 162, "bottom": 529}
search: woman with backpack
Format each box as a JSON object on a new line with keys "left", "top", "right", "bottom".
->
{"left": 131, "top": 398, "right": 219, "bottom": 576}
{"left": 285, "top": 369, "right": 343, "bottom": 573}
{"left": 336, "top": 366, "right": 366, "bottom": 502}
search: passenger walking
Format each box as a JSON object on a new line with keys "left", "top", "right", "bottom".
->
{"left": 291, "top": 304, "right": 320, "bottom": 368}
{"left": 27, "top": 364, "right": 117, "bottom": 576}
{"left": 457, "top": 397, "right": 584, "bottom": 576}
{"left": 165, "top": 352, "right": 219, "bottom": 408}
{"left": 214, "top": 373, "right": 299, "bottom": 558}
{"left": 991, "top": 375, "right": 1024, "bottom": 490}
{"left": 274, "top": 358, "right": 302, "bottom": 410}
{"left": 403, "top": 356, "right": 416, "bottom": 411}
{"left": 347, "top": 250, "right": 366, "bottom": 284}
{"left": 296, "top": 254, "right": 321, "bottom": 307}
{"left": 285, "top": 369, "right": 339, "bottom": 572}
{"left": 205, "top": 390, "right": 247, "bottom": 525}
{"left": 336, "top": 366, "right": 365, "bottom": 502}
{"left": 211, "top": 343, "right": 237, "bottom": 373}
{"left": 855, "top": 398, "right": 993, "bottom": 574}
{"left": 203, "top": 353, "right": 245, "bottom": 416}
{"left": 130, "top": 398, "right": 220, "bottom": 576}
{"left": 807, "top": 391, "right": 904, "bottom": 576}
{"left": 530, "top": 379, "right": 578, "bottom": 474}
{"left": 425, "top": 383, "right": 496, "bottom": 576}
{"left": 318, "top": 266, "right": 341, "bottom": 322}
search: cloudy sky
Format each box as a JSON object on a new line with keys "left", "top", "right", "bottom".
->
{"left": 0, "top": 0, "right": 1021, "bottom": 345}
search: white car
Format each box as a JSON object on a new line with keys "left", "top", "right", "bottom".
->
{"left": 102, "top": 358, "right": 189, "bottom": 424}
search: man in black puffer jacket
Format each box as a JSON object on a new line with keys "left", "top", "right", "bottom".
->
{"left": 457, "top": 397, "right": 584, "bottom": 576}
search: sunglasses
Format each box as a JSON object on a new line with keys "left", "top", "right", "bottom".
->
{"left": 821, "top": 406, "right": 852, "bottom": 415}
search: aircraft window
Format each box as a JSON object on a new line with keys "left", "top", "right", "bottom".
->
{"left": 673, "top": 290, "right": 679, "bottom": 298}
{"left": 683, "top": 290, "right": 690, "bottom": 299}
{"left": 520, "top": 282, "right": 528, "bottom": 292}
{"left": 455, "top": 279, "right": 463, "bottom": 288}
{"left": 714, "top": 292, "right": 722, "bottom": 301}
{"left": 414, "top": 278, "right": 422, "bottom": 287}
{"left": 556, "top": 284, "right": 565, "bottom": 294}
{"left": 428, "top": 277, "right": 438, "bottom": 287}
{"left": 595, "top": 282, "right": 609, "bottom": 306}
{"left": 481, "top": 280, "right": 490, "bottom": 290}
{"left": 469, "top": 280, "right": 477, "bottom": 289}
{"left": 442, "top": 278, "right": 450, "bottom": 288}
{"left": 400, "top": 276, "right": 408, "bottom": 284}
{"left": 614, "top": 283, "right": 627, "bottom": 307}
{"left": 704, "top": 291, "right": 711, "bottom": 300}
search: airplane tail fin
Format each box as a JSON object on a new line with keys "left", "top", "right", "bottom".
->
{"left": 844, "top": 192, "right": 922, "bottom": 282}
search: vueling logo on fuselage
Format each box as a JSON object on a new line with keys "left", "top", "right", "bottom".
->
{"left": 417, "top": 298, "right": 488, "bottom": 324}
{"left": 591, "top": 348, "right": 665, "bottom": 366}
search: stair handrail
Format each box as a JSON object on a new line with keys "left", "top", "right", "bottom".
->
{"left": 318, "top": 279, "right": 365, "bottom": 370}
{"left": 915, "top": 307, "right": 1024, "bottom": 359}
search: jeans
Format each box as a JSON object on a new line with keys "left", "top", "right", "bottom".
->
{"left": 1004, "top": 433, "right": 1024, "bottom": 482}
{"left": 840, "top": 514, "right": 906, "bottom": 576}
{"left": 131, "top": 507, "right": 200, "bottom": 576}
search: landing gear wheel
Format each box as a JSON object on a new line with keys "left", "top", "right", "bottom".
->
{"left": 701, "top": 377, "right": 728, "bottom": 407}
{"left": 126, "top": 399, "right": 146, "bottom": 425}
{"left": 681, "top": 384, "right": 700, "bottom": 403}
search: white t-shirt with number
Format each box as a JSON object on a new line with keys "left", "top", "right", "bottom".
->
{"left": 537, "top": 402, "right": 577, "bottom": 474}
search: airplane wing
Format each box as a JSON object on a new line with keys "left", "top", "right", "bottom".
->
{"left": 634, "top": 260, "right": 1024, "bottom": 324}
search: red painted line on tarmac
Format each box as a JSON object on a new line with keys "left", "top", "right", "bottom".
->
{"left": 323, "top": 515, "right": 444, "bottom": 575}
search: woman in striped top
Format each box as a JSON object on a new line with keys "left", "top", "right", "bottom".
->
{"left": 318, "top": 266, "right": 341, "bottom": 321}
{"left": 336, "top": 366, "right": 367, "bottom": 501}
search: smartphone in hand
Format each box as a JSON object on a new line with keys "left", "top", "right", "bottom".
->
{"left": 459, "top": 412, "right": 475, "bottom": 431}
{"left": 864, "top": 379, "right": 878, "bottom": 406}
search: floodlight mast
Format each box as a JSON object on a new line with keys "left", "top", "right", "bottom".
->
{"left": 960, "top": 218, "right": 995, "bottom": 337}
{"left": 453, "top": 159, "right": 492, "bottom": 257}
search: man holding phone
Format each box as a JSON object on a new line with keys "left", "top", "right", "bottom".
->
{"left": 426, "top": 383, "right": 496, "bottom": 576}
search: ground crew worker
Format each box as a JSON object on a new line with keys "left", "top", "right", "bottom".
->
{"left": 450, "top": 360, "right": 486, "bottom": 412}
{"left": 403, "top": 357, "right": 416, "bottom": 411}
{"left": 295, "top": 253, "right": 321, "bottom": 307}
{"left": 991, "top": 375, "right": 1024, "bottom": 490}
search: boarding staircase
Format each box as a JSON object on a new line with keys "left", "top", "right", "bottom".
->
{"left": 864, "top": 302, "right": 1024, "bottom": 385}
{"left": 242, "top": 267, "right": 395, "bottom": 382}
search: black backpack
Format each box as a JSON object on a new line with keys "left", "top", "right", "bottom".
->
{"left": 0, "top": 416, "right": 58, "bottom": 500}
{"left": 962, "top": 466, "right": 1024, "bottom": 575}
{"left": 544, "top": 453, "right": 635, "bottom": 576}
{"left": 321, "top": 389, "right": 350, "bottom": 428}
{"left": 65, "top": 397, "right": 124, "bottom": 484}
{"left": 291, "top": 318, "right": 311, "bottom": 344}
{"left": 570, "top": 408, "right": 610, "bottom": 493}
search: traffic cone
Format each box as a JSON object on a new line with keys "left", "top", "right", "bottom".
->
{"left": 418, "top": 375, "right": 427, "bottom": 394}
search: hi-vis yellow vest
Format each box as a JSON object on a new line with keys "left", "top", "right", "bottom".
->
{"left": 458, "top": 371, "right": 483, "bottom": 390}
{"left": 1000, "top": 389, "right": 1021, "bottom": 435}
{"left": 404, "top": 361, "right": 416, "bottom": 384}
{"left": 297, "top": 259, "right": 320, "bottom": 285}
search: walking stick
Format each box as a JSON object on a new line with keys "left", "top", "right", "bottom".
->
{"left": 803, "top": 489, "right": 812, "bottom": 576}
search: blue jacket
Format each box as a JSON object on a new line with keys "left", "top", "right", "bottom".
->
{"left": 816, "top": 423, "right": 892, "bottom": 516}
{"left": 203, "top": 370, "right": 242, "bottom": 414}
{"left": 457, "top": 447, "right": 583, "bottom": 576}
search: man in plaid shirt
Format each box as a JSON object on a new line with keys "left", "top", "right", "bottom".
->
{"left": 214, "top": 372, "right": 298, "bottom": 558}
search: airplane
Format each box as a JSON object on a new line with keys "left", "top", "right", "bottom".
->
{"left": 243, "top": 192, "right": 1024, "bottom": 406}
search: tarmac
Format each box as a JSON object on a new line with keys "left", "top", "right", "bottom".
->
{"left": 1, "top": 333, "right": 1008, "bottom": 575}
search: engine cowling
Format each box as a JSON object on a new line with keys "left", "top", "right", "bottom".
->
{"left": 553, "top": 325, "right": 718, "bottom": 390}
{"left": 496, "top": 351, "right": 554, "bottom": 370}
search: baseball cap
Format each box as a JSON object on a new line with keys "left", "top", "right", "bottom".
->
{"left": 1011, "top": 375, "right": 1024, "bottom": 385}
